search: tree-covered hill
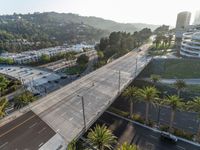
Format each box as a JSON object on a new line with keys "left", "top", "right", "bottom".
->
{"left": 0, "top": 12, "right": 159, "bottom": 53}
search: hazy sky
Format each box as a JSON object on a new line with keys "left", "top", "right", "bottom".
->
{"left": 0, "top": 0, "right": 199, "bottom": 26}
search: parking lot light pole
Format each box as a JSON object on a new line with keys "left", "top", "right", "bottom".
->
{"left": 77, "top": 95, "right": 86, "bottom": 131}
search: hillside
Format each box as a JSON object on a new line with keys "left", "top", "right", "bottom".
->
{"left": 0, "top": 12, "right": 159, "bottom": 53}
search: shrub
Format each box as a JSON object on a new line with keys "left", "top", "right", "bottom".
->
{"left": 173, "top": 129, "right": 194, "bottom": 140}
{"left": 132, "top": 114, "right": 145, "bottom": 124}
{"left": 108, "top": 107, "right": 129, "bottom": 117}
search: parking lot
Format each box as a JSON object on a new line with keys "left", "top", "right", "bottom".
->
{"left": 0, "top": 65, "right": 61, "bottom": 94}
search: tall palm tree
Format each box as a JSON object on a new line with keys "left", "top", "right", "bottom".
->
{"left": 87, "top": 124, "right": 117, "bottom": 150}
{"left": 118, "top": 142, "right": 138, "bottom": 150}
{"left": 187, "top": 97, "right": 200, "bottom": 142}
{"left": 122, "top": 86, "right": 138, "bottom": 117}
{"left": 154, "top": 97, "right": 163, "bottom": 127}
{"left": 150, "top": 74, "right": 161, "bottom": 85}
{"left": 173, "top": 79, "right": 186, "bottom": 97}
{"left": 137, "top": 86, "right": 159, "bottom": 124}
{"left": 0, "top": 97, "right": 8, "bottom": 117}
{"left": 163, "top": 95, "right": 184, "bottom": 132}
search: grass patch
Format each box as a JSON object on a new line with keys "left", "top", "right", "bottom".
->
{"left": 161, "top": 59, "right": 200, "bottom": 78}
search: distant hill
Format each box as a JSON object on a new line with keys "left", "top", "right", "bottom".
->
{"left": 0, "top": 12, "right": 159, "bottom": 53}
{"left": 25, "top": 12, "right": 159, "bottom": 33}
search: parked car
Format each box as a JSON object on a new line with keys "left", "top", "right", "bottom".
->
{"left": 160, "top": 131, "right": 178, "bottom": 144}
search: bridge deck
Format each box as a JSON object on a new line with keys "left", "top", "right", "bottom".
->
{"left": 30, "top": 44, "right": 150, "bottom": 144}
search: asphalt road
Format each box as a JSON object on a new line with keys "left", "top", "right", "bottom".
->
{"left": 0, "top": 111, "right": 55, "bottom": 150}
{"left": 96, "top": 112, "right": 200, "bottom": 150}
{"left": 112, "top": 98, "right": 199, "bottom": 134}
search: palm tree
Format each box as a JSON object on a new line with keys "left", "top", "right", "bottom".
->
{"left": 187, "top": 97, "right": 200, "bottom": 142}
{"left": 118, "top": 142, "right": 138, "bottom": 150}
{"left": 150, "top": 74, "right": 161, "bottom": 85}
{"left": 67, "top": 140, "right": 76, "bottom": 150}
{"left": 0, "top": 97, "right": 9, "bottom": 117}
{"left": 122, "top": 86, "right": 138, "bottom": 117}
{"left": 163, "top": 95, "right": 184, "bottom": 132}
{"left": 154, "top": 97, "right": 163, "bottom": 127}
{"left": 173, "top": 79, "right": 186, "bottom": 97}
{"left": 87, "top": 124, "right": 116, "bottom": 150}
{"left": 137, "top": 86, "right": 159, "bottom": 124}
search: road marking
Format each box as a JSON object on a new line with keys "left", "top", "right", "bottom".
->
{"left": 29, "top": 122, "right": 38, "bottom": 128}
{"left": 69, "top": 117, "right": 73, "bottom": 121}
{"left": 38, "top": 142, "right": 43, "bottom": 147}
{"left": 0, "top": 142, "right": 8, "bottom": 149}
{"left": 176, "top": 145, "right": 185, "bottom": 150}
{"left": 189, "top": 126, "right": 193, "bottom": 129}
{"left": 38, "top": 127, "right": 46, "bottom": 134}
{"left": 0, "top": 115, "right": 36, "bottom": 138}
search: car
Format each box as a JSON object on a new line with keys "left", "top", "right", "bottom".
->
{"left": 160, "top": 131, "right": 178, "bottom": 144}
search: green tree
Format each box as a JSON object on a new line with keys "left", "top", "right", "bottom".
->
{"left": 40, "top": 54, "right": 50, "bottom": 62}
{"left": 163, "top": 95, "right": 184, "bottom": 132}
{"left": 118, "top": 142, "right": 138, "bottom": 150}
{"left": 0, "top": 97, "right": 9, "bottom": 117}
{"left": 0, "top": 75, "right": 9, "bottom": 96}
{"left": 14, "top": 91, "right": 35, "bottom": 109}
{"left": 187, "top": 97, "right": 200, "bottom": 142}
{"left": 122, "top": 86, "right": 138, "bottom": 117}
{"left": 87, "top": 124, "right": 116, "bottom": 150}
{"left": 137, "top": 86, "right": 159, "bottom": 124}
{"left": 173, "top": 79, "right": 186, "bottom": 97}
{"left": 76, "top": 54, "right": 89, "bottom": 66}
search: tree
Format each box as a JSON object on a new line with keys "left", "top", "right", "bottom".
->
{"left": 137, "top": 86, "right": 159, "bottom": 124}
{"left": 118, "top": 142, "right": 138, "bottom": 150}
{"left": 40, "top": 54, "right": 50, "bottom": 62}
{"left": 0, "top": 75, "right": 9, "bottom": 96}
{"left": 173, "top": 79, "right": 186, "bottom": 97}
{"left": 0, "top": 97, "right": 9, "bottom": 117}
{"left": 150, "top": 74, "right": 160, "bottom": 85}
{"left": 122, "top": 86, "right": 138, "bottom": 117}
{"left": 187, "top": 97, "right": 200, "bottom": 142}
{"left": 76, "top": 54, "right": 89, "bottom": 66}
{"left": 163, "top": 95, "right": 184, "bottom": 132}
{"left": 14, "top": 91, "right": 35, "bottom": 109}
{"left": 87, "top": 124, "right": 116, "bottom": 150}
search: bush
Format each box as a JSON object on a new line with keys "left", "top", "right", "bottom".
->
{"left": 160, "top": 125, "right": 169, "bottom": 132}
{"left": 132, "top": 114, "right": 145, "bottom": 124}
{"left": 173, "top": 129, "right": 194, "bottom": 140}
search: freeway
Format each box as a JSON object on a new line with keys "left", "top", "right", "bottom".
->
{"left": 0, "top": 44, "right": 151, "bottom": 149}
{"left": 0, "top": 111, "right": 55, "bottom": 150}
{"left": 96, "top": 111, "right": 200, "bottom": 150}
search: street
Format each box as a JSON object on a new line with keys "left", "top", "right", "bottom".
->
{"left": 95, "top": 111, "right": 200, "bottom": 150}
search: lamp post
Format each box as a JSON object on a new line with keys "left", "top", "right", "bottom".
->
{"left": 77, "top": 95, "right": 86, "bottom": 131}
{"left": 118, "top": 70, "right": 121, "bottom": 93}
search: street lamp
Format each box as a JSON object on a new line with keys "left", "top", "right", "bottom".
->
{"left": 77, "top": 95, "right": 87, "bottom": 131}
{"left": 118, "top": 70, "right": 121, "bottom": 93}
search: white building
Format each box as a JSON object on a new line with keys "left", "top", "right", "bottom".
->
{"left": 180, "top": 31, "right": 200, "bottom": 58}
{"left": 0, "top": 44, "right": 94, "bottom": 64}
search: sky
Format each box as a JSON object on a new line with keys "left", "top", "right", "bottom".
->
{"left": 0, "top": 0, "right": 199, "bottom": 26}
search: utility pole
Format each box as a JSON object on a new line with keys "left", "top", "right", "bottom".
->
{"left": 118, "top": 70, "right": 121, "bottom": 93}
{"left": 135, "top": 56, "right": 138, "bottom": 76}
{"left": 77, "top": 95, "right": 86, "bottom": 131}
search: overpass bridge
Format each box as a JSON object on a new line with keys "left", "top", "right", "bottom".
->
{"left": 0, "top": 44, "right": 151, "bottom": 150}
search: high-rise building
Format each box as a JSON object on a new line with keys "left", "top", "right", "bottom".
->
{"left": 176, "top": 11, "right": 191, "bottom": 29}
{"left": 193, "top": 10, "right": 200, "bottom": 25}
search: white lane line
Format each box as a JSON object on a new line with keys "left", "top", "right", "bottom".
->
{"left": 176, "top": 145, "right": 185, "bottom": 150}
{"left": 69, "top": 117, "right": 73, "bottom": 121}
{"left": 0, "top": 142, "right": 8, "bottom": 149}
{"left": 38, "top": 142, "right": 44, "bottom": 147}
{"left": 38, "top": 127, "right": 46, "bottom": 134}
{"left": 29, "top": 122, "right": 38, "bottom": 128}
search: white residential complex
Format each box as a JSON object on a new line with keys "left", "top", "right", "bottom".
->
{"left": 181, "top": 30, "right": 200, "bottom": 58}
{"left": 0, "top": 44, "right": 94, "bottom": 64}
